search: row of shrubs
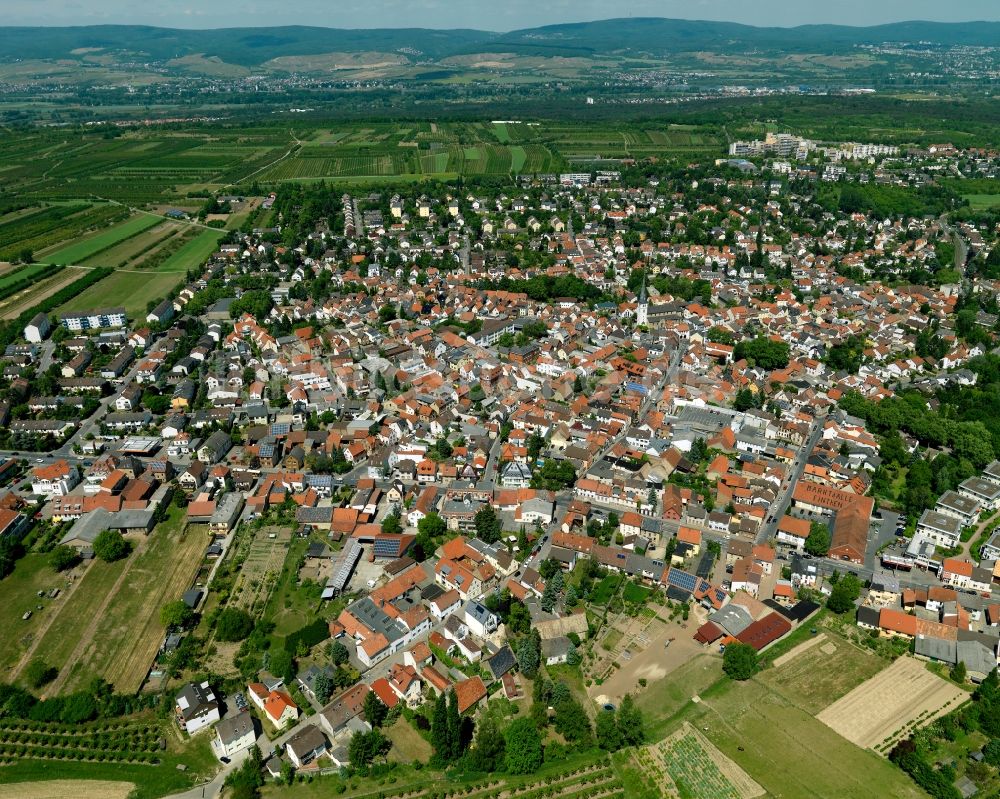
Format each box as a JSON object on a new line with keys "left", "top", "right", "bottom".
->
{"left": 0, "top": 743, "right": 160, "bottom": 764}
{"left": 0, "top": 730, "right": 160, "bottom": 751}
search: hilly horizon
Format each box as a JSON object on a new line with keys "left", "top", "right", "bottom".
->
{"left": 0, "top": 17, "right": 998, "bottom": 67}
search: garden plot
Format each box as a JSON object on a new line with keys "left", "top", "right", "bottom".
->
{"left": 816, "top": 655, "right": 969, "bottom": 753}
{"left": 231, "top": 526, "right": 291, "bottom": 615}
{"left": 588, "top": 611, "right": 665, "bottom": 681}
{"left": 633, "top": 722, "right": 764, "bottom": 799}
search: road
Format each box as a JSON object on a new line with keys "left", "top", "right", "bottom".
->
{"left": 755, "top": 415, "right": 825, "bottom": 544}
{"left": 459, "top": 232, "right": 470, "bottom": 275}
{"left": 938, "top": 213, "right": 968, "bottom": 272}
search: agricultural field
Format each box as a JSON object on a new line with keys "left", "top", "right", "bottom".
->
{"left": 816, "top": 655, "right": 969, "bottom": 754}
{"left": 14, "top": 507, "right": 207, "bottom": 696}
{"left": 39, "top": 213, "right": 161, "bottom": 265}
{"left": 0, "top": 718, "right": 164, "bottom": 766}
{"left": 0, "top": 263, "right": 64, "bottom": 302}
{"left": 0, "top": 120, "right": 724, "bottom": 203}
{"left": 0, "top": 725, "right": 219, "bottom": 799}
{"left": 55, "top": 510, "right": 208, "bottom": 695}
{"left": 10, "top": 558, "right": 125, "bottom": 691}
{"left": 53, "top": 270, "right": 183, "bottom": 319}
{"left": 675, "top": 675, "right": 927, "bottom": 798}
{"left": 77, "top": 222, "right": 181, "bottom": 268}
{"left": 0, "top": 266, "right": 90, "bottom": 321}
{"left": 0, "top": 780, "right": 133, "bottom": 799}
{"left": 0, "top": 203, "right": 128, "bottom": 262}
{"left": 147, "top": 228, "right": 223, "bottom": 273}
{"left": 230, "top": 525, "right": 292, "bottom": 616}
{"left": 631, "top": 722, "right": 764, "bottom": 799}
{"left": 758, "top": 627, "right": 888, "bottom": 714}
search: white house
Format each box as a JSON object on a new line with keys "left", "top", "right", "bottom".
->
{"left": 30, "top": 459, "right": 80, "bottom": 497}
{"left": 214, "top": 710, "right": 256, "bottom": 759}
{"left": 462, "top": 600, "right": 499, "bottom": 638}
{"left": 24, "top": 312, "right": 51, "bottom": 344}
{"left": 175, "top": 681, "right": 220, "bottom": 735}
{"left": 429, "top": 588, "right": 461, "bottom": 620}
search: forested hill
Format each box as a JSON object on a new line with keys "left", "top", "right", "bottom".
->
{"left": 1, "top": 18, "right": 999, "bottom": 65}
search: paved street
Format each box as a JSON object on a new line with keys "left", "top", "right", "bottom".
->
{"left": 755, "top": 415, "right": 825, "bottom": 544}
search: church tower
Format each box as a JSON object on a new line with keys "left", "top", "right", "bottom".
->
{"left": 636, "top": 274, "right": 648, "bottom": 326}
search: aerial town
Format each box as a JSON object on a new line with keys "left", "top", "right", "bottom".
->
{"left": 2, "top": 122, "right": 1000, "bottom": 799}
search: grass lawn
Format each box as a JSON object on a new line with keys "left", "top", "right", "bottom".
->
{"left": 385, "top": 718, "right": 432, "bottom": 763}
{"left": 39, "top": 214, "right": 161, "bottom": 265}
{"left": 963, "top": 194, "right": 1000, "bottom": 210}
{"left": 56, "top": 270, "right": 185, "bottom": 319}
{"left": 622, "top": 581, "right": 651, "bottom": 604}
{"left": 633, "top": 654, "right": 725, "bottom": 741}
{"left": 0, "top": 553, "right": 70, "bottom": 679}
{"left": 590, "top": 574, "right": 622, "bottom": 605}
{"left": 758, "top": 626, "right": 888, "bottom": 714}
{"left": 23, "top": 558, "right": 125, "bottom": 686}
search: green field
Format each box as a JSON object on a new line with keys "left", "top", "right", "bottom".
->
{"left": 0, "top": 553, "right": 68, "bottom": 680}
{"left": 56, "top": 270, "right": 184, "bottom": 319}
{"left": 758, "top": 626, "right": 888, "bottom": 714}
{"left": 0, "top": 119, "right": 728, "bottom": 198}
{"left": 963, "top": 194, "right": 1000, "bottom": 210}
{"left": 14, "top": 557, "right": 125, "bottom": 690}
{"left": 40, "top": 213, "right": 162, "bottom": 265}
{"left": 79, "top": 222, "right": 179, "bottom": 268}
{"left": 632, "top": 654, "right": 924, "bottom": 799}
{"left": 0, "top": 732, "right": 219, "bottom": 799}
{"left": 52, "top": 224, "right": 218, "bottom": 317}
{"left": 150, "top": 228, "right": 223, "bottom": 272}
{"left": 0, "top": 262, "right": 60, "bottom": 291}
{"left": 510, "top": 145, "right": 527, "bottom": 173}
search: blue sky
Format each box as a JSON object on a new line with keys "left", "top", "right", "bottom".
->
{"left": 4, "top": 0, "right": 999, "bottom": 29}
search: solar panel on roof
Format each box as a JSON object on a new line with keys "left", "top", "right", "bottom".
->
{"left": 374, "top": 539, "right": 399, "bottom": 557}
{"left": 668, "top": 568, "right": 698, "bottom": 592}
{"left": 270, "top": 423, "right": 291, "bottom": 436}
